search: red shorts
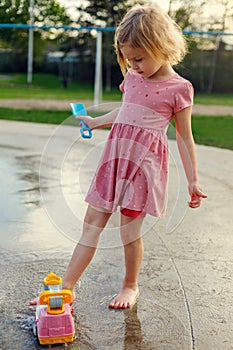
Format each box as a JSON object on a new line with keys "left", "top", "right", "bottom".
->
{"left": 121, "top": 208, "right": 146, "bottom": 218}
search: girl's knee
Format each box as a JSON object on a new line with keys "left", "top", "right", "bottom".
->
{"left": 84, "top": 205, "right": 111, "bottom": 229}
{"left": 120, "top": 219, "right": 144, "bottom": 246}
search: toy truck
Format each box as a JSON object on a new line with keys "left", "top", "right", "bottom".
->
{"left": 31, "top": 272, "right": 75, "bottom": 345}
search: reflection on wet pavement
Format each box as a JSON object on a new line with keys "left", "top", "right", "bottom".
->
{"left": 4, "top": 121, "right": 233, "bottom": 349}
{"left": 0, "top": 150, "right": 28, "bottom": 226}
{"left": 15, "top": 154, "right": 41, "bottom": 206}
{"left": 0, "top": 131, "right": 189, "bottom": 350}
{"left": 0, "top": 259, "right": 190, "bottom": 350}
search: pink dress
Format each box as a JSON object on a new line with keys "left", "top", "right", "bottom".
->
{"left": 85, "top": 70, "right": 194, "bottom": 217}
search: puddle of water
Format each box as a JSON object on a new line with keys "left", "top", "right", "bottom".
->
{"left": 2, "top": 296, "right": 187, "bottom": 350}
{"left": 0, "top": 152, "right": 27, "bottom": 228}
{"left": 0, "top": 147, "right": 76, "bottom": 261}
{"left": 0, "top": 134, "right": 191, "bottom": 350}
{"left": 0, "top": 259, "right": 190, "bottom": 350}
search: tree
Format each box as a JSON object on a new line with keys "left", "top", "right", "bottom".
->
{"left": 168, "top": 0, "right": 206, "bottom": 89}
{"left": 73, "top": 0, "right": 146, "bottom": 90}
{"left": 0, "top": 0, "right": 70, "bottom": 69}
{"left": 204, "top": 0, "right": 233, "bottom": 92}
{"left": 168, "top": 0, "right": 233, "bottom": 93}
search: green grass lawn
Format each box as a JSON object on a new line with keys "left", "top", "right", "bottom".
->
{"left": 0, "top": 73, "right": 232, "bottom": 104}
{"left": 194, "top": 94, "right": 233, "bottom": 106}
{"left": 167, "top": 116, "right": 233, "bottom": 150}
{"left": 0, "top": 106, "right": 232, "bottom": 150}
{"left": 192, "top": 116, "right": 233, "bottom": 150}
{"left": 0, "top": 107, "right": 71, "bottom": 124}
{"left": 0, "top": 73, "right": 121, "bottom": 101}
{"left": 0, "top": 73, "right": 232, "bottom": 150}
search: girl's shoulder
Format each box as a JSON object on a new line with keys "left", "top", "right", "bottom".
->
{"left": 169, "top": 74, "right": 194, "bottom": 96}
{"left": 170, "top": 73, "right": 193, "bottom": 87}
{"left": 120, "top": 70, "right": 193, "bottom": 97}
{"left": 168, "top": 74, "right": 194, "bottom": 113}
{"left": 119, "top": 69, "right": 141, "bottom": 92}
{"left": 126, "top": 69, "right": 193, "bottom": 87}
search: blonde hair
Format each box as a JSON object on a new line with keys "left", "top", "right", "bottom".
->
{"left": 114, "top": 4, "right": 187, "bottom": 76}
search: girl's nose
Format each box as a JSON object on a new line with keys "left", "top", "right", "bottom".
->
{"left": 128, "top": 60, "right": 138, "bottom": 70}
{"left": 131, "top": 62, "right": 138, "bottom": 70}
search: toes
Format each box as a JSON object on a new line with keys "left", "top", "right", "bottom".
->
{"left": 109, "top": 300, "right": 130, "bottom": 309}
{"left": 114, "top": 301, "right": 120, "bottom": 309}
{"left": 108, "top": 300, "right": 116, "bottom": 308}
{"left": 117, "top": 302, "right": 127, "bottom": 309}
{"left": 114, "top": 301, "right": 124, "bottom": 309}
{"left": 121, "top": 302, "right": 130, "bottom": 309}
{"left": 109, "top": 288, "right": 139, "bottom": 309}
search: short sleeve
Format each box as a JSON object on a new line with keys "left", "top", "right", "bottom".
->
{"left": 119, "top": 79, "right": 125, "bottom": 93}
{"left": 173, "top": 81, "right": 194, "bottom": 114}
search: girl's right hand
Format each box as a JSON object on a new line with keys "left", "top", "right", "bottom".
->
{"left": 75, "top": 115, "right": 95, "bottom": 130}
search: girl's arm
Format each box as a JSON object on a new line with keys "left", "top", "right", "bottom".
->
{"left": 75, "top": 108, "right": 120, "bottom": 130}
{"left": 174, "top": 106, "right": 207, "bottom": 208}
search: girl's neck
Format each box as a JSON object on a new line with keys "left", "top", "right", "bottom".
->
{"left": 144, "top": 64, "right": 176, "bottom": 82}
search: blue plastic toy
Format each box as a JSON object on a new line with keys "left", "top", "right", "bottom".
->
{"left": 70, "top": 103, "right": 92, "bottom": 139}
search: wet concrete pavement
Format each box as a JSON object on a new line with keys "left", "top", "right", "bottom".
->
{"left": 0, "top": 119, "right": 233, "bottom": 349}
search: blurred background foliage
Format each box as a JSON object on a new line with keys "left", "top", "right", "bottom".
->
{"left": 0, "top": 0, "right": 232, "bottom": 93}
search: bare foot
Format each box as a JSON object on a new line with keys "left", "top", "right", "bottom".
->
{"left": 109, "top": 286, "right": 139, "bottom": 309}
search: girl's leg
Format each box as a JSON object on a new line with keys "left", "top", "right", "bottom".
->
{"left": 109, "top": 214, "right": 144, "bottom": 309}
{"left": 62, "top": 205, "right": 111, "bottom": 295}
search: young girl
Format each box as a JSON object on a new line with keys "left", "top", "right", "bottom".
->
{"left": 62, "top": 4, "right": 207, "bottom": 309}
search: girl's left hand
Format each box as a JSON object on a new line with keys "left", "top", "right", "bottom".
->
{"left": 188, "top": 183, "right": 207, "bottom": 208}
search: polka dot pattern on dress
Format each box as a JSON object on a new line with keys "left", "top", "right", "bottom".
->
{"left": 85, "top": 70, "right": 193, "bottom": 217}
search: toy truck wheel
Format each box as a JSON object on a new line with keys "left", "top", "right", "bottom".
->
{"left": 50, "top": 296, "right": 63, "bottom": 308}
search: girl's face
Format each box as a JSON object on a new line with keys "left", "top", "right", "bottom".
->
{"left": 120, "top": 44, "right": 162, "bottom": 80}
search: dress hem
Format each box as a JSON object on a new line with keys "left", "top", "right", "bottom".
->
{"left": 85, "top": 199, "right": 166, "bottom": 218}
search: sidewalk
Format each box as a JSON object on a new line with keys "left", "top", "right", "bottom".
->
{"left": 0, "top": 120, "right": 232, "bottom": 349}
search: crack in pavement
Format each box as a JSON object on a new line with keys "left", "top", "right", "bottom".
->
{"left": 155, "top": 229, "right": 195, "bottom": 350}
